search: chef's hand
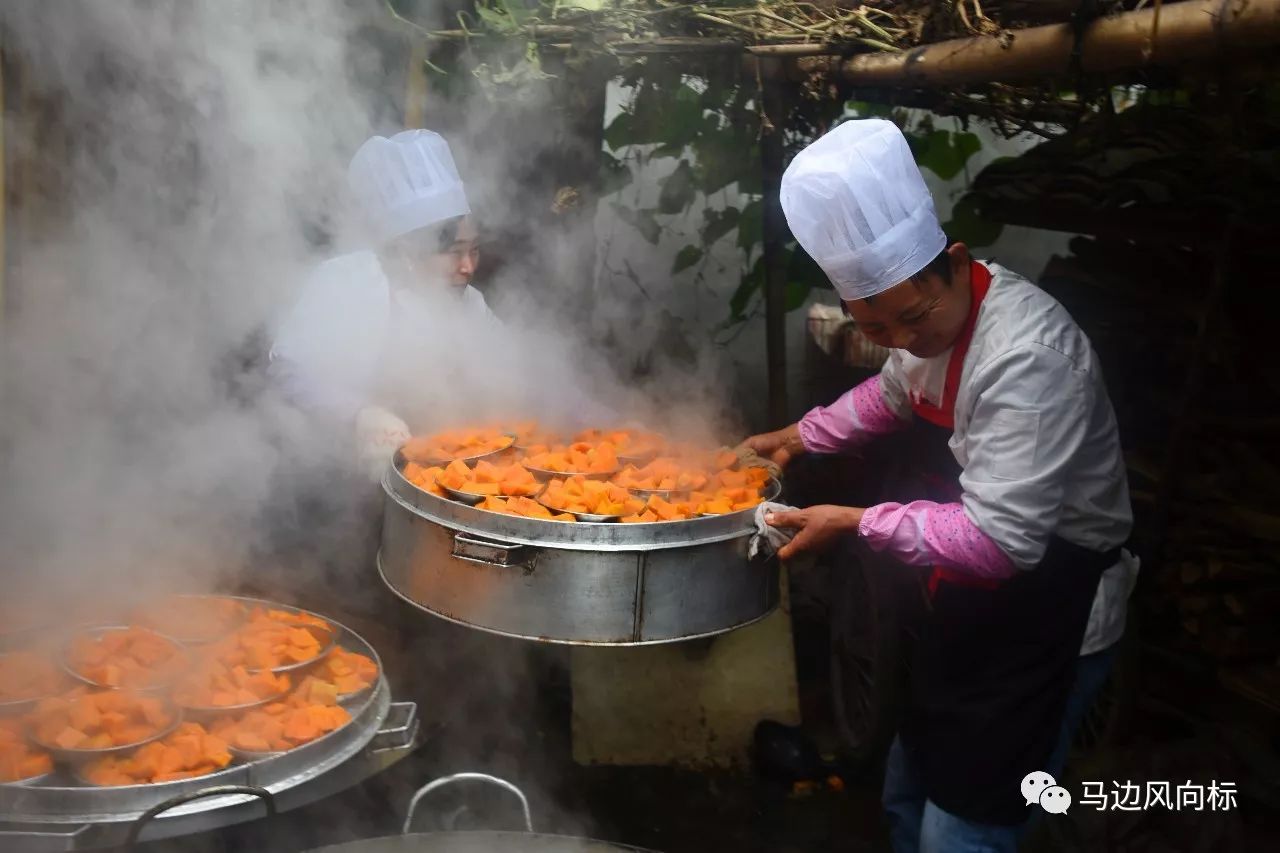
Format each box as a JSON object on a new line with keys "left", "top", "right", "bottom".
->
{"left": 355, "top": 405, "right": 411, "bottom": 483}
{"left": 766, "top": 505, "right": 865, "bottom": 561}
{"left": 741, "top": 423, "right": 807, "bottom": 468}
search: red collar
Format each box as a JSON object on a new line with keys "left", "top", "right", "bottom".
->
{"left": 910, "top": 261, "right": 992, "bottom": 429}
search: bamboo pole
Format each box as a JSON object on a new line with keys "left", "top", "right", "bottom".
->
{"left": 760, "top": 62, "right": 790, "bottom": 429}
{"left": 0, "top": 47, "right": 6, "bottom": 332}
{"left": 403, "top": 39, "right": 428, "bottom": 129}
{"left": 801, "top": 0, "right": 1280, "bottom": 86}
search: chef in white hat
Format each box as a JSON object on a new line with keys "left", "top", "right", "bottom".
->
{"left": 270, "top": 129, "right": 501, "bottom": 479}
{"left": 743, "top": 119, "right": 1138, "bottom": 851}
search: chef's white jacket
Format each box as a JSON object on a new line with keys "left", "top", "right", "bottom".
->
{"left": 880, "top": 262, "right": 1139, "bottom": 654}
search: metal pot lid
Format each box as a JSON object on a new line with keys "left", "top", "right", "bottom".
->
{"left": 307, "top": 831, "right": 660, "bottom": 853}
{"left": 384, "top": 465, "right": 778, "bottom": 552}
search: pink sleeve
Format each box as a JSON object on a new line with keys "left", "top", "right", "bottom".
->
{"left": 858, "top": 500, "right": 1017, "bottom": 579}
{"left": 798, "top": 375, "right": 910, "bottom": 454}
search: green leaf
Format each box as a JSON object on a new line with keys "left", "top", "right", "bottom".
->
{"left": 702, "top": 206, "right": 740, "bottom": 246}
{"left": 622, "top": 81, "right": 705, "bottom": 151}
{"left": 610, "top": 202, "right": 662, "bottom": 244}
{"left": 652, "top": 141, "right": 686, "bottom": 159}
{"left": 672, "top": 245, "right": 703, "bottom": 274}
{"left": 941, "top": 195, "right": 1003, "bottom": 248}
{"left": 728, "top": 256, "right": 765, "bottom": 322}
{"left": 693, "top": 129, "right": 754, "bottom": 195}
{"left": 737, "top": 198, "right": 763, "bottom": 252}
{"left": 911, "top": 130, "right": 983, "bottom": 180}
{"left": 844, "top": 100, "right": 897, "bottom": 119}
{"left": 476, "top": 4, "right": 518, "bottom": 33}
{"left": 496, "top": 0, "right": 531, "bottom": 25}
{"left": 727, "top": 256, "right": 762, "bottom": 322}
{"left": 787, "top": 243, "right": 831, "bottom": 291}
{"left": 785, "top": 277, "right": 810, "bottom": 311}
{"left": 658, "top": 159, "right": 696, "bottom": 215}
{"left": 598, "top": 151, "right": 632, "bottom": 196}
{"left": 737, "top": 150, "right": 764, "bottom": 195}
{"left": 603, "top": 112, "right": 632, "bottom": 151}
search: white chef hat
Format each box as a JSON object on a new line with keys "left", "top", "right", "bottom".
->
{"left": 781, "top": 119, "right": 946, "bottom": 301}
{"left": 347, "top": 129, "right": 471, "bottom": 246}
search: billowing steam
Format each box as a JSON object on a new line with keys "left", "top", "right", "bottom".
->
{"left": 0, "top": 0, "right": 744, "bottom": 608}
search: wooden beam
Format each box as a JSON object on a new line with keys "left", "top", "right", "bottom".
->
{"left": 801, "top": 0, "right": 1280, "bottom": 87}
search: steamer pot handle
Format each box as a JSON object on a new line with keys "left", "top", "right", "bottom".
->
{"left": 452, "top": 533, "right": 529, "bottom": 567}
{"left": 124, "top": 785, "right": 276, "bottom": 847}
{"left": 403, "top": 772, "right": 533, "bottom": 835}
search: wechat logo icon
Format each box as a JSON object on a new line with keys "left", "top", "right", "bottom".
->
{"left": 1023, "top": 771, "right": 1072, "bottom": 814}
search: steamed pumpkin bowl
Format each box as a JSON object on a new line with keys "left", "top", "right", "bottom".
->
{"left": 400, "top": 429, "right": 516, "bottom": 466}
{"left": 76, "top": 720, "right": 232, "bottom": 786}
{"left": 172, "top": 658, "right": 293, "bottom": 717}
{"left": 0, "top": 717, "right": 53, "bottom": 784}
{"left": 131, "top": 594, "right": 248, "bottom": 645}
{"left": 27, "top": 687, "right": 182, "bottom": 762}
{"left": 0, "top": 649, "right": 72, "bottom": 714}
{"left": 207, "top": 608, "right": 336, "bottom": 675}
{"left": 61, "top": 626, "right": 189, "bottom": 691}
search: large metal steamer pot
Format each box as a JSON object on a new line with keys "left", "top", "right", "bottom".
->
{"left": 0, "top": 601, "right": 420, "bottom": 851}
{"left": 378, "top": 463, "right": 780, "bottom": 645}
{"left": 304, "top": 774, "right": 659, "bottom": 853}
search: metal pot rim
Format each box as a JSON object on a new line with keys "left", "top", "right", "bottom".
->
{"left": 384, "top": 466, "right": 770, "bottom": 551}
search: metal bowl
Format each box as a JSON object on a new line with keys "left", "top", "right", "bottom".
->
{"left": 131, "top": 594, "right": 248, "bottom": 646}
{"left": 625, "top": 486, "right": 678, "bottom": 501}
{"left": 616, "top": 450, "right": 661, "bottom": 467}
{"left": 227, "top": 743, "right": 284, "bottom": 762}
{"left": 28, "top": 700, "right": 183, "bottom": 764}
{"left": 402, "top": 434, "right": 517, "bottom": 467}
{"left": 71, "top": 761, "right": 229, "bottom": 788}
{"left": 533, "top": 497, "right": 622, "bottom": 524}
{"left": 521, "top": 465, "right": 620, "bottom": 482}
{"left": 439, "top": 484, "right": 486, "bottom": 506}
{"left": 242, "top": 624, "right": 337, "bottom": 676}
{"left": 337, "top": 682, "right": 377, "bottom": 706}
{"left": 174, "top": 679, "right": 294, "bottom": 720}
{"left": 60, "top": 627, "right": 189, "bottom": 692}
{"left": 222, "top": 698, "right": 360, "bottom": 764}
{"left": 1, "top": 769, "right": 54, "bottom": 787}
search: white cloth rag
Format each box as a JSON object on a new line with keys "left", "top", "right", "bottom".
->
{"left": 750, "top": 501, "right": 800, "bottom": 561}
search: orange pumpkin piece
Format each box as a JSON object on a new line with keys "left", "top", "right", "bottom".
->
{"left": 702, "top": 499, "right": 735, "bottom": 515}
{"left": 401, "top": 428, "right": 514, "bottom": 464}
{"left": 81, "top": 722, "right": 231, "bottom": 786}
{"left": 312, "top": 648, "right": 379, "bottom": 696}
{"left": 211, "top": 608, "right": 331, "bottom": 672}
{"left": 621, "top": 510, "right": 660, "bottom": 524}
{"left": 403, "top": 462, "right": 446, "bottom": 496}
{"left": 0, "top": 719, "right": 54, "bottom": 782}
{"left": 66, "top": 627, "right": 185, "bottom": 689}
{"left": 498, "top": 463, "right": 541, "bottom": 497}
{"left": 646, "top": 495, "right": 692, "bottom": 522}
{"left": 175, "top": 659, "right": 291, "bottom": 708}
{"left": 30, "top": 687, "right": 174, "bottom": 750}
{"left": 542, "top": 476, "right": 639, "bottom": 516}
{"left": 476, "top": 496, "right": 510, "bottom": 514}
{"left": 0, "top": 650, "right": 68, "bottom": 702}
{"left": 209, "top": 676, "right": 352, "bottom": 753}
{"left": 132, "top": 595, "right": 245, "bottom": 642}
{"left": 527, "top": 442, "right": 618, "bottom": 475}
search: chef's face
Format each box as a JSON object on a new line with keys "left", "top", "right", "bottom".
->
{"left": 385, "top": 216, "right": 480, "bottom": 293}
{"left": 844, "top": 243, "right": 972, "bottom": 359}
